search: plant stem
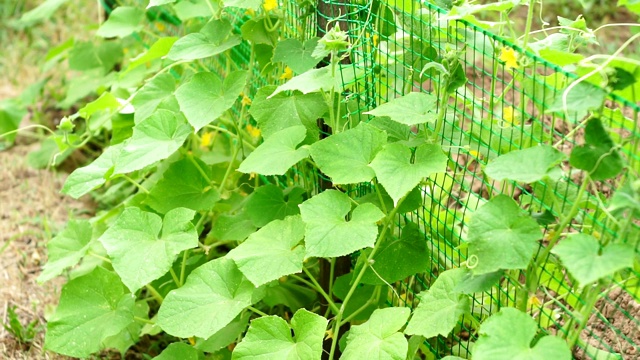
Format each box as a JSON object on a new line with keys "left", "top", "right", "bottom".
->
{"left": 247, "top": 306, "right": 268, "bottom": 317}
{"left": 134, "top": 316, "right": 155, "bottom": 325}
{"left": 145, "top": 284, "right": 164, "bottom": 304}
{"left": 328, "top": 194, "right": 408, "bottom": 359}
{"left": 179, "top": 250, "right": 189, "bottom": 287}
{"left": 169, "top": 268, "right": 180, "bottom": 287}
{"left": 298, "top": 269, "right": 340, "bottom": 315}
{"left": 522, "top": 0, "right": 536, "bottom": 49}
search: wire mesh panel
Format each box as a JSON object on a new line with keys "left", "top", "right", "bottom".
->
{"left": 327, "top": 1, "right": 640, "bottom": 359}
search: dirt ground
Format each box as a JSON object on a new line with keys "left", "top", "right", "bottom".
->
{"left": 0, "top": 139, "right": 89, "bottom": 359}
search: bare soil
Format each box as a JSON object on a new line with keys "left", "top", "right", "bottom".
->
{"left": 0, "top": 142, "right": 88, "bottom": 359}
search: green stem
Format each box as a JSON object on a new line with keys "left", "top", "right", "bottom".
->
{"left": 219, "top": 144, "right": 240, "bottom": 192}
{"left": 121, "top": 174, "right": 150, "bottom": 194}
{"left": 298, "top": 269, "right": 340, "bottom": 315}
{"left": 134, "top": 316, "right": 155, "bottom": 325}
{"left": 204, "top": 124, "right": 256, "bottom": 150}
{"left": 88, "top": 252, "right": 111, "bottom": 263}
{"left": 566, "top": 286, "right": 600, "bottom": 347}
{"left": 145, "top": 284, "right": 164, "bottom": 304}
{"left": 179, "top": 250, "right": 189, "bottom": 287}
{"left": 247, "top": 306, "right": 269, "bottom": 317}
{"left": 0, "top": 124, "right": 57, "bottom": 139}
{"left": 169, "top": 268, "right": 180, "bottom": 287}
{"left": 186, "top": 151, "right": 212, "bottom": 183}
{"left": 339, "top": 287, "right": 381, "bottom": 326}
{"left": 522, "top": 0, "right": 536, "bottom": 49}
{"left": 328, "top": 194, "right": 408, "bottom": 359}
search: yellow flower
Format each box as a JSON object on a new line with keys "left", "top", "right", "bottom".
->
{"left": 372, "top": 34, "right": 379, "bottom": 47}
{"left": 241, "top": 95, "right": 252, "bottom": 106}
{"left": 528, "top": 295, "right": 542, "bottom": 308}
{"left": 501, "top": 106, "right": 520, "bottom": 126}
{"left": 200, "top": 131, "right": 214, "bottom": 148}
{"left": 280, "top": 66, "right": 293, "bottom": 80}
{"left": 246, "top": 124, "right": 261, "bottom": 138}
{"left": 263, "top": 0, "right": 277, "bottom": 11}
{"left": 155, "top": 22, "right": 166, "bottom": 32}
{"left": 468, "top": 149, "right": 481, "bottom": 159}
{"left": 499, "top": 47, "right": 518, "bottom": 70}
{"left": 245, "top": 8, "right": 255, "bottom": 16}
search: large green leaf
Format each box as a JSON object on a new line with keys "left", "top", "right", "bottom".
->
{"left": 195, "top": 313, "right": 250, "bottom": 353}
{"left": 45, "top": 267, "right": 135, "bottom": 358}
{"left": 237, "top": 125, "right": 309, "bottom": 175}
{"left": 299, "top": 190, "right": 384, "bottom": 258}
{"left": 270, "top": 67, "right": 340, "bottom": 97}
{"left": 364, "top": 92, "right": 438, "bottom": 125}
{"left": 167, "top": 18, "right": 241, "bottom": 61}
{"left": 113, "top": 109, "right": 192, "bottom": 174}
{"left": 99, "top": 207, "right": 199, "bottom": 292}
{"left": 342, "top": 307, "right": 410, "bottom": 360}
{"left": 127, "top": 37, "right": 178, "bottom": 72}
{"left": 153, "top": 342, "right": 201, "bottom": 360}
{"left": 96, "top": 7, "right": 144, "bottom": 38}
{"left": 370, "top": 143, "right": 447, "bottom": 204}
{"left": 360, "top": 222, "right": 429, "bottom": 285}
{"left": 147, "top": 157, "right": 220, "bottom": 214}
{"left": 468, "top": 195, "right": 541, "bottom": 274}
{"left": 310, "top": 122, "right": 387, "bottom": 184}
{"left": 210, "top": 212, "right": 257, "bottom": 242}
{"left": 249, "top": 86, "right": 325, "bottom": 143}
{"left": 569, "top": 117, "right": 625, "bottom": 181}
{"left": 175, "top": 71, "right": 246, "bottom": 131}
{"left": 223, "top": 0, "right": 262, "bottom": 9}
{"left": 228, "top": 216, "right": 305, "bottom": 287}
{"left": 245, "top": 185, "right": 304, "bottom": 227}
{"left": 547, "top": 82, "right": 607, "bottom": 121}
{"left": 132, "top": 73, "right": 176, "bottom": 123}
{"left": 474, "top": 308, "right": 571, "bottom": 360}
{"left": 273, "top": 38, "right": 322, "bottom": 74}
{"left": 551, "top": 234, "right": 635, "bottom": 287}
{"left": 157, "top": 257, "right": 265, "bottom": 338}
{"left": 405, "top": 268, "right": 469, "bottom": 338}
{"left": 485, "top": 145, "right": 566, "bottom": 183}
{"left": 0, "top": 99, "right": 26, "bottom": 146}
{"left": 61, "top": 143, "right": 122, "bottom": 198}
{"left": 38, "top": 220, "right": 93, "bottom": 283}
{"left": 231, "top": 309, "right": 327, "bottom": 360}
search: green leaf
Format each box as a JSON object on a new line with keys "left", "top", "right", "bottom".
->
{"left": 238, "top": 126, "right": 309, "bottom": 175}
{"left": 245, "top": 185, "right": 303, "bottom": 227}
{"left": 45, "top": 267, "right": 135, "bottom": 358}
{"left": 127, "top": 37, "right": 178, "bottom": 72}
{"left": 299, "top": 190, "right": 384, "bottom": 258}
{"left": 61, "top": 143, "right": 122, "bottom": 198}
{"left": 79, "top": 91, "right": 120, "bottom": 120}
{"left": 263, "top": 281, "right": 317, "bottom": 312}
{"left": 113, "top": 109, "right": 192, "bottom": 175}
{"left": 269, "top": 67, "right": 339, "bottom": 97}
{"left": 273, "top": 38, "right": 323, "bottom": 74}
{"left": 99, "top": 207, "right": 199, "bottom": 292}
{"left": 232, "top": 309, "right": 327, "bottom": 360}
{"left": 405, "top": 268, "right": 470, "bottom": 338}
{"left": 228, "top": 215, "right": 305, "bottom": 287}
{"left": 551, "top": 234, "right": 635, "bottom": 287}
{"left": 148, "top": 0, "right": 177, "bottom": 8}
{"left": 17, "top": 0, "right": 67, "bottom": 26}
{"left": 364, "top": 92, "right": 438, "bottom": 125}
{"left": 370, "top": 143, "right": 447, "bottom": 204}
{"left": 96, "top": 7, "right": 144, "bottom": 38}
{"left": 154, "top": 342, "right": 201, "bottom": 360}
{"left": 468, "top": 195, "right": 541, "bottom": 274}
{"left": 0, "top": 99, "right": 26, "bottom": 146}
{"left": 485, "top": 145, "right": 566, "bottom": 183}
{"left": 569, "top": 117, "right": 625, "bottom": 181}
{"left": 360, "top": 222, "right": 429, "bottom": 285}
{"left": 147, "top": 157, "right": 220, "bottom": 214}
{"left": 454, "top": 269, "right": 504, "bottom": 294}
{"left": 210, "top": 212, "right": 257, "bottom": 242}
{"left": 223, "top": 0, "right": 262, "bottom": 9}
{"left": 546, "top": 82, "right": 607, "bottom": 121}
{"left": 249, "top": 86, "right": 325, "bottom": 143}
{"left": 38, "top": 220, "right": 93, "bottom": 283}
{"left": 310, "top": 122, "right": 387, "bottom": 184}
{"left": 167, "top": 18, "right": 241, "bottom": 61}
{"left": 474, "top": 308, "right": 571, "bottom": 360}
{"left": 241, "top": 16, "right": 280, "bottom": 46}
{"left": 342, "top": 307, "right": 410, "bottom": 360}
{"left": 175, "top": 71, "right": 246, "bottom": 131}
{"left": 172, "top": 0, "right": 216, "bottom": 20}
{"left": 195, "top": 313, "right": 250, "bottom": 353}
{"left": 158, "top": 257, "right": 265, "bottom": 338}
{"left": 132, "top": 73, "right": 176, "bottom": 123}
